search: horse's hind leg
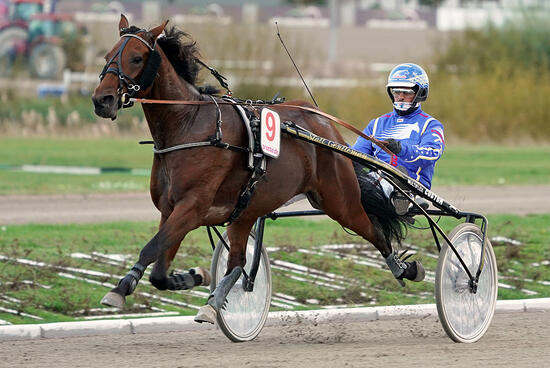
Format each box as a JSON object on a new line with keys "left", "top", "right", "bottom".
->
{"left": 326, "top": 200, "right": 392, "bottom": 256}
{"left": 333, "top": 203, "right": 424, "bottom": 285}
{"left": 320, "top": 176, "right": 425, "bottom": 286}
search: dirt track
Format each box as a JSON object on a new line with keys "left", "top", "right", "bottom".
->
{"left": 2, "top": 311, "right": 549, "bottom": 367}
{"left": 1, "top": 185, "right": 549, "bottom": 225}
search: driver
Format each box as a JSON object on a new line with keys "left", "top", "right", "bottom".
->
{"left": 352, "top": 63, "right": 445, "bottom": 215}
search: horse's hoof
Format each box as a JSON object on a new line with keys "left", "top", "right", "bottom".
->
{"left": 394, "top": 260, "right": 425, "bottom": 286}
{"left": 193, "top": 267, "right": 211, "bottom": 286}
{"left": 101, "top": 292, "right": 126, "bottom": 308}
{"left": 412, "top": 261, "right": 425, "bottom": 282}
{"left": 194, "top": 304, "right": 217, "bottom": 324}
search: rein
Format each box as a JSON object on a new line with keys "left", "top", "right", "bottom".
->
{"left": 129, "top": 97, "right": 394, "bottom": 155}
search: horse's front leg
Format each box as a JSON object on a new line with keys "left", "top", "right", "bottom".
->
{"left": 148, "top": 231, "right": 211, "bottom": 292}
{"left": 101, "top": 201, "right": 202, "bottom": 308}
{"left": 195, "top": 219, "right": 252, "bottom": 324}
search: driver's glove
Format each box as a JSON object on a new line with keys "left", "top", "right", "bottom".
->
{"left": 385, "top": 139, "right": 402, "bottom": 155}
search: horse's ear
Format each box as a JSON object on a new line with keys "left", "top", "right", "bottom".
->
{"left": 119, "top": 14, "right": 129, "bottom": 34}
{"left": 149, "top": 20, "right": 169, "bottom": 41}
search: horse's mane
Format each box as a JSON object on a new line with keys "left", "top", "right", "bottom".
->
{"left": 156, "top": 27, "right": 219, "bottom": 94}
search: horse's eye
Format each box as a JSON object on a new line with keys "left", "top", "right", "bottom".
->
{"left": 132, "top": 56, "right": 143, "bottom": 64}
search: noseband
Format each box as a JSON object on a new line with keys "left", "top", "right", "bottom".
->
{"left": 98, "top": 30, "right": 161, "bottom": 108}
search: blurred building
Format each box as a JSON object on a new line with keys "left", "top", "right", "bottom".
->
{"left": 48, "top": 0, "right": 549, "bottom": 81}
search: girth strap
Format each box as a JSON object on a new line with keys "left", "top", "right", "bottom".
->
{"left": 223, "top": 115, "right": 266, "bottom": 225}
{"left": 149, "top": 140, "right": 247, "bottom": 154}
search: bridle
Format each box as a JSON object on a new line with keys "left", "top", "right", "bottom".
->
{"left": 98, "top": 29, "right": 161, "bottom": 108}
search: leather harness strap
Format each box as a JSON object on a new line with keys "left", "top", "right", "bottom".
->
{"left": 130, "top": 97, "right": 394, "bottom": 156}
{"left": 281, "top": 104, "right": 393, "bottom": 156}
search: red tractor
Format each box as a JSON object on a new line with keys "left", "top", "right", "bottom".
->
{"left": 0, "top": 0, "right": 78, "bottom": 79}
{"left": 26, "top": 12, "right": 77, "bottom": 78}
{"left": 0, "top": 0, "right": 45, "bottom": 73}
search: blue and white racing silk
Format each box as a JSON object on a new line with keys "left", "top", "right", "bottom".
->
{"left": 352, "top": 108, "right": 444, "bottom": 189}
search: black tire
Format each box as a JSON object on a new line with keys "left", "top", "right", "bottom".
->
{"left": 0, "top": 27, "right": 28, "bottom": 76}
{"left": 435, "top": 223, "right": 498, "bottom": 343}
{"left": 29, "top": 43, "right": 66, "bottom": 79}
{"left": 210, "top": 230, "right": 272, "bottom": 342}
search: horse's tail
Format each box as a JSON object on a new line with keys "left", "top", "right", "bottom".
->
{"left": 353, "top": 161, "right": 407, "bottom": 247}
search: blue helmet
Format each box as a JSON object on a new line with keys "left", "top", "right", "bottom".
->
{"left": 386, "top": 63, "right": 429, "bottom": 115}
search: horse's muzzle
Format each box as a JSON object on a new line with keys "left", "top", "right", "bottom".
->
{"left": 92, "top": 93, "right": 119, "bottom": 119}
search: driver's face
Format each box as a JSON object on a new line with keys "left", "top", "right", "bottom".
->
{"left": 390, "top": 88, "right": 416, "bottom": 102}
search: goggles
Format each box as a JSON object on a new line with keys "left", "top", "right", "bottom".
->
{"left": 390, "top": 88, "right": 416, "bottom": 97}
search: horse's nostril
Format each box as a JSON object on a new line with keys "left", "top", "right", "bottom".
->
{"left": 93, "top": 94, "right": 115, "bottom": 108}
{"left": 101, "top": 95, "right": 114, "bottom": 105}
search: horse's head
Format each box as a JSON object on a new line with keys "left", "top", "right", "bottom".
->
{"left": 92, "top": 14, "right": 168, "bottom": 120}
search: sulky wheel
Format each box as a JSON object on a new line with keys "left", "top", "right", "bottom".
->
{"left": 435, "top": 223, "right": 498, "bottom": 343}
{"left": 29, "top": 42, "right": 66, "bottom": 79}
{"left": 210, "top": 230, "right": 272, "bottom": 342}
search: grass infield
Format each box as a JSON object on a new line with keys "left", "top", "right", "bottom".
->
{"left": 1, "top": 215, "right": 549, "bottom": 324}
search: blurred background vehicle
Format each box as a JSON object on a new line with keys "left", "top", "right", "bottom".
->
{"left": 0, "top": 0, "right": 84, "bottom": 79}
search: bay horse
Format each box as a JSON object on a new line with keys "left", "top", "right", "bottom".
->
{"left": 91, "top": 15, "right": 424, "bottom": 322}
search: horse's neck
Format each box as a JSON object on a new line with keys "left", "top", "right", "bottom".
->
{"left": 142, "top": 55, "right": 201, "bottom": 147}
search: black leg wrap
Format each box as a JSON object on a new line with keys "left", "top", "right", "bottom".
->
{"left": 207, "top": 266, "right": 243, "bottom": 311}
{"left": 193, "top": 273, "right": 203, "bottom": 285}
{"left": 168, "top": 271, "right": 196, "bottom": 290}
{"left": 132, "top": 262, "right": 146, "bottom": 277}
{"left": 188, "top": 268, "right": 205, "bottom": 285}
{"left": 118, "top": 274, "right": 138, "bottom": 296}
{"left": 119, "top": 263, "right": 146, "bottom": 296}
{"left": 167, "top": 268, "right": 209, "bottom": 290}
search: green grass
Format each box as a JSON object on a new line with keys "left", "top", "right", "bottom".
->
{"left": 433, "top": 145, "right": 550, "bottom": 186}
{"left": 0, "top": 137, "right": 152, "bottom": 168}
{"left": 0, "top": 172, "right": 150, "bottom": 194}
{"left": 0, "top": 137, "right": 153, "bottom": 194}
{"left": 1, "top": 215, "right": 549, "bottom": 324}
{"left": 0, "top": 138, "right": 549, "bottom": 194}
